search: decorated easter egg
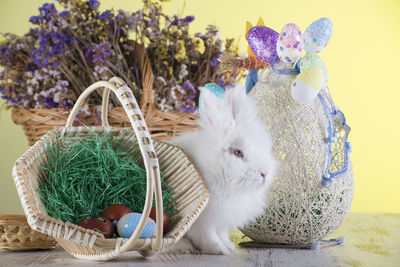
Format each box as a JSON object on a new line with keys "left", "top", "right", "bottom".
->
{"left": 78, "top": 215, "right": 115, "bottom": 238}
{"left": 291, "top": 65, "right": 324, "bottom": 104}
{"left": 247, "top": 26, "right": 279, "bottom": 63}
{"left": 149, "top": 207, "right": 169, "bottom": 230}
{"left": 299, "top": 52, "right": 329, "bottom": 88}
{"left": 117, "top": 212, "right": 157, "bottom": 239}
{"left": 199, "top": 83, "right": 224, "bottom": 111}
{"left": 303, "top": 18, "right": 333, "bottom": 53}
{"left": 276, "top": 23, "right": 303, "bottom": 64}
{"left": 102, "top": 204, "right": 132, "bottom": 222}
{"left": 246, "top": 17, "right": 265, "bottom": 58}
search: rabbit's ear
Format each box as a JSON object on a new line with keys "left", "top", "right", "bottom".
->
{"left": 198, "top": 88, "right": 226, "bottom": 130}
{"left": 223, "top": 84, "right": 253, "bottom": 122}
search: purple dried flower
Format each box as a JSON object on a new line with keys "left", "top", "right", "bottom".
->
{"left": 102, "top": 10, "right": 114, "bottom": 17}
{"left": 182, "top": 15, "right": 195, "bottom": 23}
{"left": 93, "top": 10, "right": 115, "bottom": 24}
{"left": 182, "top": 80, "right": 196, "bottom": 94}
{"left": 210, "top": 57, "right": 219, "bottom": 67}
{"left": 180, "top": 105, "right": 197, "bottom": 114}
{"left": 171, "top": 15, "right": 195, "bottom": 26}
{"left": 87, "top": 0, "right": 100, "bottom": 10}
{"left": 85, "top": 42, "right": 112, "bottom": 65}
{"left": 59, "top": 11, "right": 69, "bottom": 17}
{"left": 39, "top": 3, "right": 57, "bottom": 20}
{"left": 126, "top": 14, "right": 137, "bottom": 29}
{"left": 217, "top": 76, "right": 226, "bottom": 89}
{"left": 29, "top": 15, "right": 44, "bottom": 24}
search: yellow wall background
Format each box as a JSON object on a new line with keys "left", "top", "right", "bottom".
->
{"left": 0, "top": 0, "right": 399, "bottom": 214}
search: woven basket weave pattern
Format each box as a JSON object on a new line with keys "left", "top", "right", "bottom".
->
{"left": 0, "top": 214, "right": 56, "bottom": 250}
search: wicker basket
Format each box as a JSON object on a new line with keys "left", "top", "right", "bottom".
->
{"left": 0, "top": 214, "right": 56, "bottom": 250}
{"left": 12, "top": 77, "right": 209, "bottom": 261}
{"left": 12, "top": 45, "right": 199, "bottom": 146}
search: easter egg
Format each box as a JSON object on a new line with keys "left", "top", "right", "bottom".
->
{"left": 291, "top": 65, "right": 324, "bottom": 104}
{"left": 276, "top": 23, "right": 303, "bottom": 64}
{"left": 247, "top": 26, "right": 279, "bottom": 63}
{"left": 303, "top": 18, "right": 333, "bottom": 53}
{"left": 199, "top": 83, "right": 224, "bottom": 111}
{"left": 149, "top": 207, "right": 169, "bottom": 230}
{"left": 117, "top": 213, "right": 157, "bottom": 239}
{"left": 102, "top": 204, "right": 132, "bottom": 222}
{"left": 78, "top": 215, "right": 115, "bottom": 238}
{"left": 299, "top": 52, "right": 329, "bottom": 88}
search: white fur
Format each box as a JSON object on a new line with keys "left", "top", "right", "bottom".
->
{"left": 169, "top": 84, "right": 278, "bottom": 255}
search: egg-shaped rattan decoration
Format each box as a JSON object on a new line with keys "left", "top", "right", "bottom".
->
{"left": 242, "top": 64, "right": 353, "bottom": 245}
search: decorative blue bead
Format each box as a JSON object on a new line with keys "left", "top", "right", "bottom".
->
{"left": 346, "top": 142, "right": 352, "bottom": 153}
{"left": 321, "top": 177, "right": 333, "bottom": 187}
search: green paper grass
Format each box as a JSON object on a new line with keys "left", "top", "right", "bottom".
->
{"left": 38, "top": 127, "right": 176, "bottom": 224}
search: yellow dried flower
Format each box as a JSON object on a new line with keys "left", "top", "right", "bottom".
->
{"left": 175, "top": 40, "right": 186, "bottom": 61}
{"left": 193, "top": 37, "right": 205, "bottom": 54}
{"left": 170, "top": 25, "right": 182, "bottom": 36}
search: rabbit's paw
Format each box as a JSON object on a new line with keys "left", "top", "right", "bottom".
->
{"left": 218, "top": 231, "right": 236, "bottom": 253}
{"left": 189, "top": 232, "right": 232, "bottom": 255}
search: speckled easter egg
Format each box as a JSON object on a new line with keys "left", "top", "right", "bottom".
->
{"left": 277, "top": 23, "right": 303, "bottom": 64}
{"left": 247, "top": 26, "right": 279, "bottom": 63}
{"left": 102, "top": 204, "right": 132, "bottom": 223}
{"left": 291, "top": 65, "right": 324, "bottom": 104}
{"left": 199, "top": 83, "right": 225, "bottom": 111}
{"left": 78, "top": 215, "right": 115, "bottom": 238}
{"left": 303, "top": 18, "right": 333, "bottom": 53}
{"left": 117, "top": 213, "right": 157, "bottom": 239}
{"left": 299, "top": 52, "right": 329, "bottom": 88}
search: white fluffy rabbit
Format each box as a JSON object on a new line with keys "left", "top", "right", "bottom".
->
{"left": 170, "top": 83, "right": 278, "bottom": 254}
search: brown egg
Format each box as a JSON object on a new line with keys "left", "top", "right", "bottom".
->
{"left": 77, "top": 215, "right": 115, "bottom": 238}
{"left": 102, "top": 204, "right": 132, "bottom": 222}
{"left": 149, "top": 208, "right": 169, "bottom": 231}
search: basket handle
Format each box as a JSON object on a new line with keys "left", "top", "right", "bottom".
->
{"left": 65, "top": 79, "right": 164, "bottom": 252}
{"left": 135, "top": 44, "right": 155, "bottom": 106}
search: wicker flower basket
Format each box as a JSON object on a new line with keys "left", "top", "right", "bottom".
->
{"left": 12, "top": 77, "right": 209, "bottom": 261}
{"left": 11, "top": 45, "right": 199, "bottom": 146}
{"left": 0, "top": 214, "right": 56, "bottom": 250}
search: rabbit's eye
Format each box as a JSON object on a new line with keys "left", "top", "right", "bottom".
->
{"left": 232, "top": 149, "right": 244, "bottom": 159}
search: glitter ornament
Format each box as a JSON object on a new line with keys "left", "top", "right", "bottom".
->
{"left": 247, "top": 26, "right": 279, "bottom": 63}
{"left": 303, "top": 18, "right": 333, "bottom": 53}
{"left": 277, "top": 23, "right": 303, "bottom": 64}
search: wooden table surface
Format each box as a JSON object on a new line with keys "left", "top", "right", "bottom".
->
{"left": 1, "top": 213, "right": 399, "bottom": 267}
